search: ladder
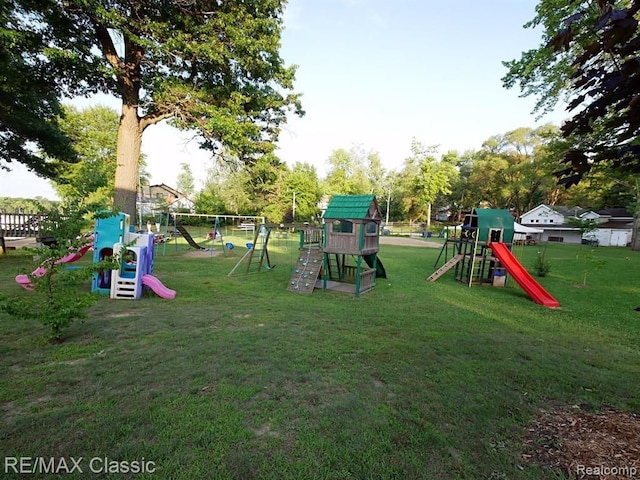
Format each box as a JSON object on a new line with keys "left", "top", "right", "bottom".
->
{"left": 325, "top": 253, "right": 343, "bottom": 280}
{"left": 427, "top": 254, "right": 464, "bottom": 282}
{"left": 227, "top": 225, "right": 273, "bottom": 276}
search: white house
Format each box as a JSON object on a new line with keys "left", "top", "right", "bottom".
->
{"left": 579, "top": 208, "right": 633, "bottom": 247}
{"left": 520, "top": 204, "right": 633, "bottom": 246}
{"left": 519, "top": 204, "right": 583, "bottom": 244}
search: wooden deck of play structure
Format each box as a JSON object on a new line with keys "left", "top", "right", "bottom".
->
{"left": 287, "top": 224, "right": 378, "bottom": 296}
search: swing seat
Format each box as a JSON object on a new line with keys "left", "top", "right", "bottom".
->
{"left": 226, "top": 242, "right": 235, "bottom": 252}
{"left": 246, "top": 243, "right": 254, "bottom": 250}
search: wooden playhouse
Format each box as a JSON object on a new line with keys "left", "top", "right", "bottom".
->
{"left": 287, "top": 194, "right": 386, "bottom": 296}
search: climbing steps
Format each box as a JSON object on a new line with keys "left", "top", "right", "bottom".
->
{"left": 325, "top": 253, "right": 342, "bottom": 280}
{"left": 427, "top": 254, "right": 464, "bottom": 282}
{"left": 288, "top": 247, "right": 323, "bottom": 294}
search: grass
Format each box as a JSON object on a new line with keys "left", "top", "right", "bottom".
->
{"left": 1, "top": 236, "right": 639, "bottom": 479}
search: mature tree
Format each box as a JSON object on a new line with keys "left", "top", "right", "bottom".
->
{"left": 199, "top": 155, "right": 253, "bottom": 215}
{"left": 243, "top": 154, "right": 287, "bottom": 218}
{"left": 463, "top": 126, "right": 562, "bottom": 216}
{"left": 501, "top": 0, "right": 607, "bottom": 115}
{"left": 400, "top": 140, "right": 457, "bottom": 228}
{"left": 324, "top": 147, "right": 376, "bottom": 195}
{"left": 53, "top": 105, "right": 119, "bottom": 209}
{"left": 443, "top": 150, "right": 475, "bottom": 219}
{"left": 504, "top": 0, "right": 640, "bottom": 247}
{"left": 281, "top": 162, "right": 321, "bottom": 223}
{"left": 550, "top": 1, "right": 640, "bottom": 186}
{"left": 7, "top": 0, "right": 302, "bottom": 218}
{"left": 0, "top": 197, "right": 58, "bottom": 213}
{"left": 0, "top": 2, "right": 77, "bottom": 177}
{"left": 176, "top": 163, "right": 195, "bottom": 198}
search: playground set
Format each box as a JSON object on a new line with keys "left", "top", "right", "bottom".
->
{"left": 16, "top": 212, "right": 175, "bottom": 300}
{"left": 92, "top": 213, "right": 175, "bottom": 299}
{"left": 429, "top": 208, "right": 559, "bottom": 308}
{"left": 288, "top": 194, "right": 387, "bottom": 296}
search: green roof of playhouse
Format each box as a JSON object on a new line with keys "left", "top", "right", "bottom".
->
{"left": 323, "top": 194, "right": 380, "bottom": 220}
{"left": 466, "top": 208, "right": 515, "bottom": 243}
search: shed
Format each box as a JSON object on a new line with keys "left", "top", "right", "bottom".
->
{"left": 463, "top": 208, "right": 515, "bottom": 244}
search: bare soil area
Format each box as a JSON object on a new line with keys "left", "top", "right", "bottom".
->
{"left": 379, "top": 236, "right": 442, "bottom": 248}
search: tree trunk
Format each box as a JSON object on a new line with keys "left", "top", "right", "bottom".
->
{"left": 113, "top": 103, "right": 142, "bottom": 220}
{"left": 631, "top": 216, "right": 640, "bottom": 251}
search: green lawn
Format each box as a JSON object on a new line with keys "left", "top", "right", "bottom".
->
{"left": 1, "top": 238, "right": 639, "bottom": 479}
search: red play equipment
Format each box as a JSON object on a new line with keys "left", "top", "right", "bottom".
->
{"left": 429, "top": 208, "right": 559, "bottom": 309}
{"left": 490, "top": 242, "right": 559, "bottom": 308}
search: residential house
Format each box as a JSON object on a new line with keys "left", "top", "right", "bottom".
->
{"left": 138, "top": 184, "right": 195, "bottom": 217}
{"left": 520, "top": 204, "right": 583, "bottom": 244}
{"left": 580, "top": 207, "right": 633, "bottom": 247}
{"left": 520, "top": 204, "right": 633, "bottom": 246}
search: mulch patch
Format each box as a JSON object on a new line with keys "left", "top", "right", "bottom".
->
{"left": 523, "top": 406, "right": 640, "bottom": 479}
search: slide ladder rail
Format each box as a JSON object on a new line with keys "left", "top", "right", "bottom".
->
{"left": 490, "top": 242, "right": 559, "bottom": 308}
{"left": 427, "top": 254, "right": 463, "bottom": 282}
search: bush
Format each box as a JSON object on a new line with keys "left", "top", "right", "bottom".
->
{"left": 532, "top": 248, "right": 551, "bottom": 277}
{"left": 0, "top": 205, "right": 118, "bottom": 341}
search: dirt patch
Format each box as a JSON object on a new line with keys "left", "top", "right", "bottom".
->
{"left": 182, "top": 248, "right": 222, "bottom": 258}
{"left": 4, "top": 237, "right": 39, "bottom": 249}
{"left": 379, "top": 236, "right": 441, "bottom": 248}
{"left": 523, "top": 406, "right": 640, "bottom": 479}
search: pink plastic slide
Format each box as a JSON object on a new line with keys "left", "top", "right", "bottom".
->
{"left": 15, "top": 242, "right": 93, "bottom": 290}
{"left": 141, "top": 274, "right": 176, "bottom": 299}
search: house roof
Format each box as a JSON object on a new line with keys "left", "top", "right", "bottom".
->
{"left": 150, "top": 183, "right": 185, "bottom": 198}
{"left": 323, "top": 194, "right": 380, "bottom": 220}
{"left": 595, "top": 207, "right": 633, "bottom": 218}
{"left": 551, "top": 205, "right": 586, "bottom": 217}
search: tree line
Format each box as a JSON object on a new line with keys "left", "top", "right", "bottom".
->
{"left": 10, "top": 104, "right": 635, "bottom": 229}
{"left": 1, "top": 1, "right": 638, "bottom": 241}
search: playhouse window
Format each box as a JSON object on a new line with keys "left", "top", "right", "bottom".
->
{"left": 365, "top": 222, "right": 377, "bottom": 235}
{"left": 333, "top": 220, "right": 353, "bottom": 234}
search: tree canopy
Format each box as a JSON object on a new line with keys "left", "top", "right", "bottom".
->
{"left": 4, "top": 0, "right": 302, "bottom": 218}
{"left": 0, "top": 1, "right": 77, "bottom": 177}
{"left": 53, "top": 105, "right": 119, "bottom": 210}
{"left": 503, "top": 0, "right": 640, "bottom": 186}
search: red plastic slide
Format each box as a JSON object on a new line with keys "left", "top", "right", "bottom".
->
{"left": 490, "top": 242, "right": 559, "bottom": 308}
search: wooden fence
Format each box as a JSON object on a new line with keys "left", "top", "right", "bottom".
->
{"left": 0, "top": 213, "right": 48, "bottom": 237}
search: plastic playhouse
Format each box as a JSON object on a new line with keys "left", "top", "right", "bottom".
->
{"left": 92, "top": 213, "right": 175, "bottom": 300}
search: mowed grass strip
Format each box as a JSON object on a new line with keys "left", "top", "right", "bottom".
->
{"left": 1, "top": 240, "right": 639, "bottom": 479}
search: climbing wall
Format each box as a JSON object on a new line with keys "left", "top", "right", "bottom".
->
{"left": 287, "top": 247, "right": 323, "bottom": 294}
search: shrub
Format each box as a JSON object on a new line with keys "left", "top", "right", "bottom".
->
{"left": 532, "top": 248, "right": 551, "bottom": 277}
{"left": 0, "top": 205, "right": 118, "bottom": 341}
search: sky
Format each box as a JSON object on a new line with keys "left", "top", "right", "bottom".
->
{"left": 0, "top": 0, "right": 569, "bottom": 201}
